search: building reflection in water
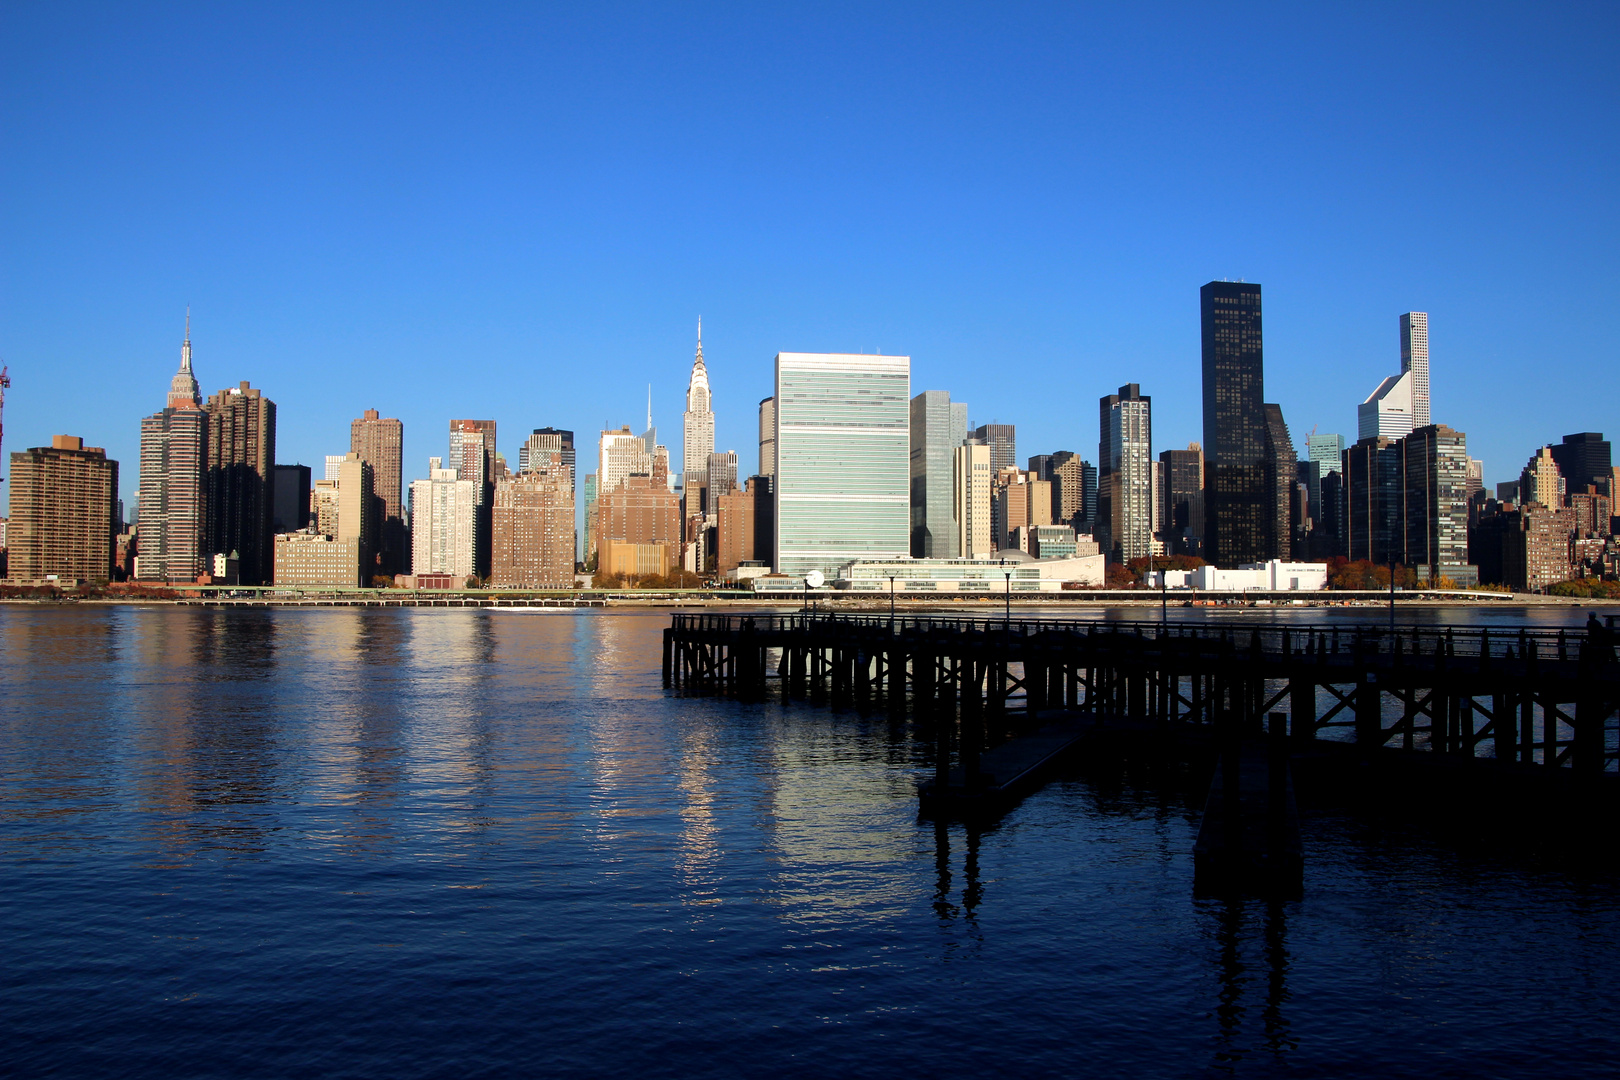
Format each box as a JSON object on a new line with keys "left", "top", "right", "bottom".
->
{"left": 1207, "top": 897, "right": 1295, "bottom": 1066}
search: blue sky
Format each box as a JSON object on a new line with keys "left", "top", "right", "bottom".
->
{"left": 3, "top": 3, "right": 1616, "bottom": 510}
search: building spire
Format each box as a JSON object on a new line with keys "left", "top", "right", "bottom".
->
{"left": 168, "top": 306, "right": 200, "bottom": 408}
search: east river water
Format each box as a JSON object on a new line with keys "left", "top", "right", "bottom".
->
{"left": 2, "top": 604, "right": 1617, "bottom": 1078}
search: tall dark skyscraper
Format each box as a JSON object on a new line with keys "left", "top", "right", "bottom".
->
{"left": 972, "top": 423, "right": 1016, "bottom": 474}
{"left": 1548, "top": 432, "right": 1610, "bottom": 493}
{"left": 1263, "top": 402, "right": 1296, "bottom": 561}
{"left": 1201, "top": 281, "right": 1269, "bottom": 565}
{"left": 205, "top": 381, "right": 277, "bottom": 585}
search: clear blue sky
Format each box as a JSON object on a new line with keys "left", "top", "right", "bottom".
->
{"left": 3, "top": 3, "right": 1616, "bottom": 511}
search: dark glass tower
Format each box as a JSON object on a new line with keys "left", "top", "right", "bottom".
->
{"left": 1201, "top": 281, "right": 1268, "bottom": 565}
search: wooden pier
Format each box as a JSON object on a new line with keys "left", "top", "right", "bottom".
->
{"left": 666, "top": 612, "right": 1620, "bottom": 889}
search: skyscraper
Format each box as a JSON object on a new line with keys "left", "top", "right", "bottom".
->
{"left": 773, "top": 352, "right": 909, "bottom": 579}
{"left": 1520, "top": 446, "right": 1563, "bottom": 507}
{"left": 1049, "top": 451, "right": 1085, "bottom": 527}
{"left": 1401, "top": 312, "right": 1430, "bottom": 429}
{"left": 204, "top": 381, "right": 276, "bottom": 585}
{"left": 909, "top": 390, "right": 969, "bottom": 558}
{"left": 1160, "top": 443, "right": 1204, "bottom": 557}
{"left": 1548, "top": 432, "right": 1611, "bottom": 493}
{"left": 519, "top": 428, "right": 575, "bottom": 490}
{"left": 409, "top": 457, "right": 480, "bottom": 582}
{"left": 972, "top": 424, "right": 1016, "bottom": 474}
{"left": 952, "top": 442, "right": 992, "bottom": 558}
{"left": 1307, "top": 433, "right": 1346, "bottom": 474}
{"left": 1345, "top": 436, "right": 1400, "bottom": 563}
{"left": 492, "top": 459, "right": 574, "bottom": 588}
{"left": 1400, "top": 424, "right": 1470, "bottom": 578}
{"left": 1263, "top": 403, "right": 1297, "bottom": 560}
{"left": 135, "top": 322, "right": 208, "bottom": 583}
{"left": 682, "top": 321, "right": 714, "bottom": 492}
{"left": 449, "top": 420, "right": 496, "bottom": 489}
{"left": 1098, "top": 383, "right": 1153, "bottom": 562}
{"left": 1201, "top": 281, "right": 1269, "bottom": 566}
{"left": 757, "top": 397, "right": 776, "bottom": 480}
{"left": 707, "top": 451, "right": 738, "bottom": 500}
{"left": 272, "top": 464, "right": 310, "bottom": 534}
{"left": 350, "top": 408, "right": 404, "bottom": 575}
{"left": 5, "top": 435, "right": 118, "bottom": 584}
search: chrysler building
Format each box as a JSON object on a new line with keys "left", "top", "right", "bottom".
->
{"left": 682, "top": 319, "right": 714, "bottom": 490}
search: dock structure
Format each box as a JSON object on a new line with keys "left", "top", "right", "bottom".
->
{"left": 665, "top": 612, "right": 1620, "bottom": 889}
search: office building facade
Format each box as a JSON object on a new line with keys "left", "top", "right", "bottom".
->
{"left": 1201, "top": 281, "right": 1270, "bottom": 566}
{"left": 491, "top": 466, "right": 574, "bottom": 588}
{"left": 1160, "top": 444, "right": 1204, "bottom": 557}
{"left": 952, "top": 441, "right": 993, "bottom": 558}
{"left": 350, "top": 409, "right": 405, "bottom": 574}
{"left": 773, "top": 353, "right": 909, "bottom": 580}
{"left": 1098, "top": 383, "right": 1153, "bottom": 562}
{"left": 204, "top": 381, "right": 276, "bottom": 585}
{"left": 910, "top": 390, "right": 969, "bottom": 558}
{"left": 972, "top": 424, "right": 1016, "bottom": 474}
{"left": 6, "top": 436, "right": 119, "bottom": 584}
{"left": 409, "top": 458, "right": 481, "bottom": 583}
{"left": 757, "top": 397, "right": 776, "bottom": 480}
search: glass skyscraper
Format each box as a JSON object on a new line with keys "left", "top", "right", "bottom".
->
{"left": 910, "top": 389, "right": 968, "bottom": 558}
{"left": 774, "top": 353, "right": 910, "bottom": 580}
{"left": 1201, "top": 281, "right": 1268, "bottom": 566}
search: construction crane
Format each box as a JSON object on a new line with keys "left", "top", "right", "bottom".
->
{"left": 0, "top": 365, "right": 9, "bottom": 482}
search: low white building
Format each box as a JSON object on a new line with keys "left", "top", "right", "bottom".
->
{"left": 809, "top": 552, "right": 1107, "bottom": 594}
{"left": 1147, "top": 560, "right": 1328, "bottom": 592}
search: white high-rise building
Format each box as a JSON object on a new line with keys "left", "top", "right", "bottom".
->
{"left": 773, "top": 352, "right": 910, "bottom": 580}
{"left": 1357, "top": 313, "right": 1430, "bottom": 442}
{"left": 1401, "top": 312, "right": 1430, "bottom": 429}
{"left": 1098, "top": 383, "right": 1153, "bottom": 562}
{"left": 409, "top": 457, "right": 480, "bottom": 581}
{"left": 952, "top": 441, "right": 992, "bottom": 558}
{"left": 1357, "top": 370, "right": 1415, "bottom": 441}
{"left": 682, "top": 320, "right": 714, "bottom": 491}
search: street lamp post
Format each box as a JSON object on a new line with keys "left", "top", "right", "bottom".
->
{"left": 1003, "top": 568, "right": 1012, "bottom": 632}
{"left": 888, "top": 573, "right": 896, "bottom": 631}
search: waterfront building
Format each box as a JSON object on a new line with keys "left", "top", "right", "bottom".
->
{"left": 757, "top": 397, "right": 776, "bottom": 480}
{"left": 204, "top": 381, "right": 276, "bottom": 585}
{"left": 1029, "top": 524, "right": 1083, "bottom": 560}
{"left": 1399, "top": 425, "right": 1471, "bottom": 581}
{"left": 682, "top": 322, "right": 715, "bottom": 494}
{"left": 1098, "top": 383, "right": 1153, "bottom": 563}
{"left": 335, "top": 452, "right": 375, "bottom": 578}
{"left": 910, "top": 390, "right": 969, "bottom": 558}
{"left": 972, "top": 424, "right": 1016, "bottom": 474}
{"left": 717, "top": 476, "right": 772, "bottom": 576}
{"left": 1263, "top": 403, "right": 1296, "bottom": 560}
{"left": 409, "top": 458, "right": 480, "bottom": 583}
{"left": 597, "top": 473, "right": 681, "bottom": 578}
{"left": 6, "top": 436, "right": 119, "bottom": 584}
{"left": 350, "top": 409, "right": 405, "bottom": 575}
{"left": 491, "top": 465, "right": 574, "bottom": 588}
{"left": 952, "top": 441, "right": 993, "bottom": 558}
{"left": 772, "top": 352, "right": 910, "bottom": 580}
{"left": 785, "top": 552, "right": 1105, "bottom": 594}
{"left": 1549, "top": 432, "right": 1611, "bottom": 494}
{"left": 135, "top": 327, "right": 208, "bottom": 583}
{"left": 1520, "top": 446, "right": 1563, "bottom": 508}
{"left": 1200, "top": 281, "right": 1270, "bottom": 566}
{"left": 272, "top": 464, "right": 310, "bottom": 534}
{"left": 1160, "top": 444, "right": 1204, "bottom": 557}
{"left": 271, "top": 533, "right": 361, "bottom": 588}
{"left": 1147, "top": 561, "right": 1328, "bottom": 592}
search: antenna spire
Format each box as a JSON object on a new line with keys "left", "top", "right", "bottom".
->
{"left": 647, "top": 384, "right": 652, "bottom": 432}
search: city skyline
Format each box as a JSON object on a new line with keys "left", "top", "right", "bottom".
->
{"left": 3, "top": 8, "right": 1616, "bottom": 508}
